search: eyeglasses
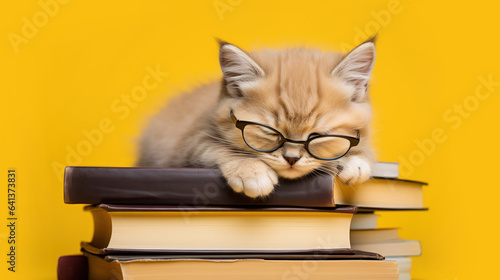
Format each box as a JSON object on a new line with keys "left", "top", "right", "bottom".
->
{"left": 231, "top": 111, "right": 360, "bottom": 160}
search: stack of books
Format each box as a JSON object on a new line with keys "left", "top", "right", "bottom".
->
{"left": 351, "top": 214, "right": 422, "bottom": 280}
{"left": 58, "top": 162, "right": 426, "bottom": 280}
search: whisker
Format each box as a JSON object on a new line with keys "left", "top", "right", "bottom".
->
{"left": 203, "top": 132, "right": 235, "bottom": 145}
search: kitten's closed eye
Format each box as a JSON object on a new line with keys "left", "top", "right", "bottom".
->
{"left": 260, "top": 128, "right": 281, "bottom": 139}
{"left": 242, "top": 124, "right": 282, "bottom": 151}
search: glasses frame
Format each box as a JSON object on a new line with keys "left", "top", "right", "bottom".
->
{"left": 230, "top": 110, "right": 360, "bottom": 160}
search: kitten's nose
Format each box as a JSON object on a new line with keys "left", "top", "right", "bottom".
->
{"left": 284, "top": 156, "right": 300, "bottom": 166}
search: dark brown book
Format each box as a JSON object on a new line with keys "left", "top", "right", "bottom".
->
{"left": 64, "top": 166, "right": 427, "bottom": 209}
{"left": 57, "top": 255, "right": 88, "bottom": 280}
{"left": 81, "top": 241, "right": 356, "bottom": 257}
{"left": 85, "top": 204, "right": 356, "bottom": 253}
{"left": 82, "top": 244, "right": 383, "bottom": 260}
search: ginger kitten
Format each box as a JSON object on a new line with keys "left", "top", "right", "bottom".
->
{"left": 137, "top": 39, "right": 376, "bottom": 198}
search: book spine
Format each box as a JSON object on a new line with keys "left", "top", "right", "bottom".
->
{"left": 64, "top": 167, "right": 335, "bottom": 207}
{"left": 57, "top": 255, "right": 88, "bottom": 280}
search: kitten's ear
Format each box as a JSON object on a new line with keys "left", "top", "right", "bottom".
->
{"left": 332, "top": 39, "right": 376, "bottom": 101}
{"left": 219, "top": 41, "right": 265, "bottom": 97}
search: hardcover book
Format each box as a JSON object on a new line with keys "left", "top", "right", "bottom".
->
{"left": 85, "top": 204, "right": 356, "bottom": 253}
{"left": 83, "top": 249, "right": 399, "bottom": 280}
{"left": 64, "top": 166, "right": 426, "bottom": 209}
{"left": 57, "top": 255, "right": 88, "bottom": 280}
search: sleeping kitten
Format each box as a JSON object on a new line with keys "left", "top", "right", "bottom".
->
{"left": 137, "top": 39, "right": 376, "bottom": 198}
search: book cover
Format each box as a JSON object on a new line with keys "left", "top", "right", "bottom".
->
{"left": 64, "top": 166, "right": 427, "bottom": 209}
{"left": 57, "top": 255, "right": 88, "bottom": 280}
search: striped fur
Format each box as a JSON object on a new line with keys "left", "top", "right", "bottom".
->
{"left": 137, "top": 41, "right": 376, "bottom": 198}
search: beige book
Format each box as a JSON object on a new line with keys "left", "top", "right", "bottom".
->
{"left": 350, "top": 228, "right": 422, "bottom": 257}
{"left": 334, "top": 177, "right": 426, "bottom": 209}
{"left": 85, "top": 252, "right": 400, "bottom": 280}
{"left": 88, "top": 204, "right": 355, "bottom": 251}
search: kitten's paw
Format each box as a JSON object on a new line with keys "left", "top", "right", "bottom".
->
{"left": 220, "top": 159, "right": 279, "bottom": 198}
{"left": 338, "top": 156, "right": 372, "bottom": 185}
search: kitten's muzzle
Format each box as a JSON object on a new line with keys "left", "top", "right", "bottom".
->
{"left": 284, "top": 156, "right": 300, "bottom": 166}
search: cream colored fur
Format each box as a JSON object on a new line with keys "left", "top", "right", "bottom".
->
{"left": 137, "top": 41, "right": 376, "bottom": 198}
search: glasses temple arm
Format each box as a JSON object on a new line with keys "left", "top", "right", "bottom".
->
{"left": 230, "top": 110, "right": 237, "bottom": 125}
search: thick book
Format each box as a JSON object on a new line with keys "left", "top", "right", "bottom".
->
{"left": 86, "top": 204, "right": 356, "bottom": 253}
{"left": 83, "top": 249, "right": 399, "bottom": 280}
{"left": 64, "top": 166, "right": 426, "bottom": 209}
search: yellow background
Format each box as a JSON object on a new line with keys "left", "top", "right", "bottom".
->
{"left": 1, "top": 0, "right": 499, "bottom": 279}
